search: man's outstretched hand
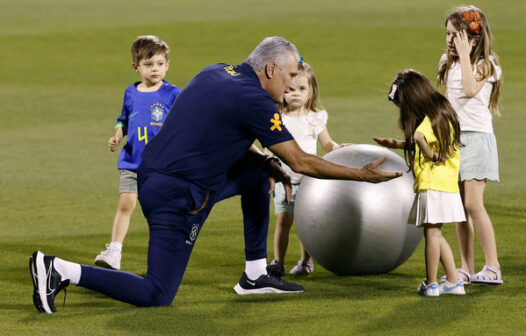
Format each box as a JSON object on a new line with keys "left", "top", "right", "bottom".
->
{"left": 360, "top": 157, "right": 403, "bottom": 183}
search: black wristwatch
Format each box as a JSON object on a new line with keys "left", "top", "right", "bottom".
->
{"left": 262, "top": 155, "right": 281, "bottom": 172}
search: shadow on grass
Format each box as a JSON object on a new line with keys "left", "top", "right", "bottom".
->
{"left": 355, "top": 297, "right": 474, "bottom": 334}
{"left": 354, "top": 282, "right": 513, "bottom": 335}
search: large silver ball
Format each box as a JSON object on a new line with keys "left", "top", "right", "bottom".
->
{"left": 294, "top": 144, "right": 422, "bottom": 275}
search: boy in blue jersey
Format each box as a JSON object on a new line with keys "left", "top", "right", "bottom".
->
{"left": 30, "top": 37, "right": 401, "bottom": 313}
{"left": 94, "top": 35, "right": 180, "bottom": 270}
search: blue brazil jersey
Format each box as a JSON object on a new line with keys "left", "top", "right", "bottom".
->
{"left": 141, "top": 63, "right": 294, "bottom": 191}
{"left": 116, "top": 80, "right": 180, "bottom": 170}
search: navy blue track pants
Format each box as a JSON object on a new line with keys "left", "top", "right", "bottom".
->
{"left": 78, "top": 159, "right": 270, "bottom": 307}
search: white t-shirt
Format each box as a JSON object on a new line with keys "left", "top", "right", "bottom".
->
{"left": 281, "top": 109, "right": 328, "bottom": 184}
{"left": 440, "top": 53, "right": 501, "bottom": 133}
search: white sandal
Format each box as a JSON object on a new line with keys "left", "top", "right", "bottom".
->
{"left": 471, "top": 265, "right": 503, "bottom": 285}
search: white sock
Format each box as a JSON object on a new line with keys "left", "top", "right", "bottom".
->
{"left": 109, "top": 241, "right": 122, "bottom": 252}
{"left": 245, "top": 258, "right": 267, "bottom": 280}
{"left": 53, "top": 257, "right": 81, "bottom": 285}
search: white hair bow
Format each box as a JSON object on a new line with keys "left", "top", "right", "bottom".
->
{"left": 388, "top": 84, "right": 398, "bottom": 101}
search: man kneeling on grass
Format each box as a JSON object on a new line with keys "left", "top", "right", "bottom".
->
{"left": 29, "top": 36, "right": 401, "bottom": 313}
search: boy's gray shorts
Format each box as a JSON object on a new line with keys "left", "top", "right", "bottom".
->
{"left": 119, "top": 169, "right": 138, "bottom": 193}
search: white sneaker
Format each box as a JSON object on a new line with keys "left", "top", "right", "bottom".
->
{"left": 438, "top": 280, "right": 465, "bottom": 295}
{"left": 94, "top": 244, "right": 121, "bottom": 270}
{"left": 417, "top": 281, "right": 439, "bottom": 297}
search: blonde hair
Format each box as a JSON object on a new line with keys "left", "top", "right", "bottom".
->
{"left": 283, "top": 62, "right": 323, "bottom": 113}
{"left": 437, "top": 6, "right": 502, "bottom": 117}
{"left": 131, "top": 35, "right": 170, "bottom": 65}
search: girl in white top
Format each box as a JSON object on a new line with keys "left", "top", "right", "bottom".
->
{"left": 437, "top": 5, "right": 503, "bottom": 284}
{"left": 265, "top": 62, "right": 349, "bottom": 277}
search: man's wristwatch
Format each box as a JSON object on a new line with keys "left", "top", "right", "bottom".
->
{"left": 262, "top": 155, "right": 281, "bottom": 172}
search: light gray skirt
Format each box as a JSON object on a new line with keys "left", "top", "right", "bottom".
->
{"left": 459, "top": 131, "right": 500, "bottom": 182}
{"left": 273, "top": 182, "right": 300, "bottom": 215}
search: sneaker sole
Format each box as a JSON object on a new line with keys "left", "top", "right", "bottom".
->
{"left": 233, "top": 284, "right": 304, "bottom": 295}
{"left": 439, "top": 290, "right": 466, "bottom": 295}
{"left": 418, "top": 290, "right": 440, "bottom": 297}
{"left": 94, "top": 257, "right": 120, "bottom": 270}
{"left": 29, "top": 255, "right": 45, "bottom": 313}
{"left": 35, "top": 251, "right": 53, "bottom": 314}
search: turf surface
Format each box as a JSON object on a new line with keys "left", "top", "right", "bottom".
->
{"left": 1, "top": 0, "right": 525, "bottom": 335}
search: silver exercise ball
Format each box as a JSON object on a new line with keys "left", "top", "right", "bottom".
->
{"left": 294, "top": 144, "right": 422, "bottom": 275}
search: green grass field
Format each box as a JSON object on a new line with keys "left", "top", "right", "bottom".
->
{"left": 1, "top": 0, "right": 525, "bottom": 335}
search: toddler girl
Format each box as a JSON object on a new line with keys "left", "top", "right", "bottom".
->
{"left": 266, "top": 62, "right": 349, "bottom": 277}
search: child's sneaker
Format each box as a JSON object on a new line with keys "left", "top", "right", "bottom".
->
{"left": 438, "top": 280, "right": 466, "bottom": 295}
{"left": 289, "top": 260, "right": 314, "bottom": 276}
{"left": 417, "top": 281, "right": 439, "bottom": 297}
{"left": 94, "top": 244, "right": 121, "bottom": 270}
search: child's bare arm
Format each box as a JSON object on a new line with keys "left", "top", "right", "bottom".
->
{"left": 414, "top": 131, "right": 442, "bottom": 162}
{"left": 109, "top": 127, "right": 124, "bottom": 152}
{"left": 318, "top": 128, "right": 351, "bottom": 153}
{"left": 455, "top": 30, "right": 487, "bottom": 98}
{"left": 373, "top": 137, "right": 405, "bottom": 149}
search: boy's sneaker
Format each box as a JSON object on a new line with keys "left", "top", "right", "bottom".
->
{"left": 94, "top": 244, "right": 121, "bottom": 270}
{"left": 289, "top": 260, "right": 314, "bottom": 276}
{"left": 438, "top": 280, "right": 466, "bottom": 295}
{"left": 417, "top": 281, "right": 439, "bottom": 297}
{"left": 266, "top": 259, "right": 285, "bottom": 278}
{"left": 233, "top": 272, "right": 304, "bottom": 295}
{"left": 29, "top": 251, "right": 70, "bottom": 314}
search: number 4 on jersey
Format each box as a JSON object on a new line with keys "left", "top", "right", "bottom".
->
{"left": 138, "top": 127, "right": 148, "bottom": 144}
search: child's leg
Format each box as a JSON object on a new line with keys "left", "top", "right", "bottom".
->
{"left": 462, "top": 179, "right": 500, "bottom": 274}
{"left": 299, "top": 242, "right": 312, "bottom": 264}
{"left": 95, "top": 192, "right": 138, "bottom": 269}
{"left": 423, "top": 224, "right": 442, "bottom": 284}
{"left": 111, "top": 192, "right": 138, "bottom": 243}
{"left": 456, "top": 181, "right": 475, "bottom": 275}
{"left": 273, "top": 212, "right": 294, "bottom": 264}
{"left": 439, "top": 236, "right": 459, "bottom": 283}
{"left": 80, "top": 222, "right": 196, "bottom": 307}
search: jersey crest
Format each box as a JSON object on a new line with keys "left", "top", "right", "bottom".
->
{"left": 150, "top": 103, "right": 165, "bottom": 122}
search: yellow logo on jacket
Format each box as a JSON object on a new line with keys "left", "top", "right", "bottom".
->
{"left": 224, "top": 65, "right": 240, "bottom": 77}
{"left": 270, "top": 113, "right": 282, "bottom": 131}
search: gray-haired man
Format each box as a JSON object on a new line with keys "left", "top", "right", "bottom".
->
{"left": 30, "top": 36, "right": 400, "bottom": 313}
